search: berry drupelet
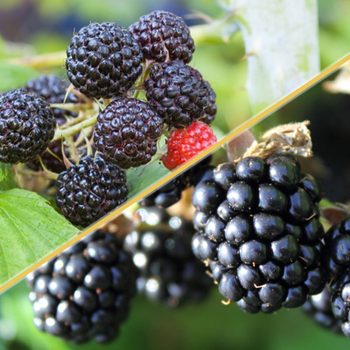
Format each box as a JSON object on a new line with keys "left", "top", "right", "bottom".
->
{"left": 56, "top": 156, "right": 128, "bottom": 227}
{"left": 0, "top": 89, "right": 56, "bottom": 164}
{"left": 129, "top": 10, "right": 195, "bottom": 63}
{"left": 66, "top": 22, "right": 143, "bottom": 99}
{"left": 94, "top": 98, "right": 163, "bottom": 168}
{"left": 145, "top": 60, "right": 217, "bottom": 128}
{"left": 191, "top": 154, "right": 326, "bottom": 313}
{"left": 124, "top": 206, "right": 212, "bottom": 307}
{"left": 27, "top": 231, "right": 137, "bottom": 343}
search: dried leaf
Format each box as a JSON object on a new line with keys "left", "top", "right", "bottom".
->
{"left": 242, "top": 121, "right": 312, "bottom": 160}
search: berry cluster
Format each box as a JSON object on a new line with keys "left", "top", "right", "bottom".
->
{"left": 145, "top": 61, "right": 216, "bottom": 128}
{"left": 56, "top": 156, "right": 128, "bottom": 226}
{"left": 124, "top": 206, "right": 212, "bottom": 307}
{"left": 26, "top": 149, "right": 350, "bottom": 344}
{"left": 65, "top": 11, "right": 217, "bottom": 169}
{"left": 0, "top": 89, "right": 56, "bottom": 164}
{"left": 0, "top": 10, "right": 218, "bottom": 227}
{"left": 129, "top": 10, "right": 194, "bottom": 63}
{"left": 27, "top": 231, "right": 137, "bottom": 343}
{"left": 192, "top": 155, "right": 326, "bottom": 312}
{"left": 66, "top": 22, "right": 143, "bottom": 99}
{"left": 94, "top": 98, "right": 163, "bottom": 168}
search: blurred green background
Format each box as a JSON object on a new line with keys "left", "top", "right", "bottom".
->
{"left": 1, "top": 0, "right": 350, "bottom": 349}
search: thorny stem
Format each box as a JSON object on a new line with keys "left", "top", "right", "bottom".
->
{"left": 65, "top": 136, "right": 80, "bottom": 164}
{"left": 53, "top": 113, "right": 98, "bottom": 142}
{"left": 74, "top": 127, "right": 93, "bottom": 147}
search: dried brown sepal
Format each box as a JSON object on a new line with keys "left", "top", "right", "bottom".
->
{"left": 241, "top": 121, "right": 312, "bottom": 160}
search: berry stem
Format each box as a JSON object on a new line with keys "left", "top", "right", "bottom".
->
{"left": 53, "top": 113, "right": 98, "bottom": 141}
{"left": 50, "top": 103, "right": 93, "bottom": 113}
{"left": 65, "top": 135, "right": 80, "bottom": 164}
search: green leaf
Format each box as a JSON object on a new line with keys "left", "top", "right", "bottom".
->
{"left": 0, "top": 188, "right": 79, "bottom": 286}
{"left": 0, "top": 163, "right": 16, "bottom": 190}
{"left": 127, "top": 160, "right": 170, "bottom": 197}
{"left": 0, "top": 62, "right": 39, "bottom": 92}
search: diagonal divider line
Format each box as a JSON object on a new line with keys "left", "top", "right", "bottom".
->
{"left": 2, "top": 53, "right": 350, "bottom": 294}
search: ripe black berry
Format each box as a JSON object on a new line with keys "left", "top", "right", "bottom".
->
{"left": 25, "top": 75, "right": 78, "bottom": 121}
{"left": 0, "top": 89, "right": 56, "bottom": 164}
{"left": 145, "top": 60, "right": 216, "bottom": 128}
{"left": 66, "top": 22, "right": 143, "bottom": 99}
{"left": 192, "top": 155, "right": 325, "bottom": 313}
{"left": 27, "top": 231, "right": 137, "bottom": 343}
{"left": 140, "top": 157, "right": 213, "bottom": 208}
{"left": 129, "top": 10, "right": 195, "bottom": 63}
{"left": 303, "top": 286, "right": 342, "bottom": 333}
{"left": 56, "top": 155, "right": 128, "bottom": 227}
{"left": 94, "top": 98, "right": 163, "bottom": 168}
{"left": 124, "top": 206, "right": 211, "bottom": 307}
{"left": 324, "top": 217, "right": 350, "bottom": 279}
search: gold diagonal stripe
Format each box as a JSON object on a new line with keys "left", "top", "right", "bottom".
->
{"left": 1, "top": 53, "right": 350, "bottom": 294}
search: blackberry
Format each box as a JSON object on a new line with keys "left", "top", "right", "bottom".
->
{"left": 27, "top": 231, "right": 137, "bottom": 343}
{"left": 66, "top": 22, "right": 143, "bottom": 99}
{"left": 56, "top": 155, "right": 128, "bottom": 227}
{"left": 124, "top": 206, "right": 211, "bottom": 307}
{"left": 324, "top": 217, "right": 350, "bottom": 279}
{"left": 0, "top": 89, "right": 55, "bottom": 164}
{"left": 191, "top": 154, "right": 326, "bottom": 313}
{"left": 145, "top": 60, "right": 216, "bottom": 128}
{"left": 140, "top": 156, "right": 213, "bottom": 208}
{"left": 330, "top": 270, "right": 350, "bottom": 336}
{"left": 303, "top": 286, "right": 342, "bottom": 333}
{"left": 94, "top": 98, "right": 163, "bottom": 168}
{"left": 26, "top": 75, "right": 79, "bottom": 173}
{"left": 25, "top": 75, "right": 79, "bottom": 121}
{"left": 129, "top": 10, "right": 195, "bottom": 63}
